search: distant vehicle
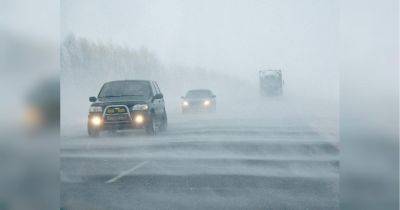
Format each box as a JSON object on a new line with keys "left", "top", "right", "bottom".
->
{"left": 24, "top": 77, "right": 60, "bottom": 135}
{"left": 259, "top": 69, "right": 283, "bottom": 96}
{"left": 87, "top": 80, "right": 167, "bottom": 137}
{"left": 181, "top": 89, "right": 216, "bottom": 113}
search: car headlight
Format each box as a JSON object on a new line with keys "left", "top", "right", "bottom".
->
{"left": 24, "top": 106, "right": 43, "bottom": 127}
{"left": 203, "top": 100, "right": 211, "bottom": 106}
{"left": 134, "top": 115, "right": 144, "bottom": 124}
{"left": 90, "top": 116, "right": 102, "bottom": 126}
{"left": 89, "top": 106, "right": 103, "bottom": 113}
{"left": 131, "top": 104, "right": 148, "bottom": 111}
{"left": 182, "top": 101, "right": 189, "bottom": 106}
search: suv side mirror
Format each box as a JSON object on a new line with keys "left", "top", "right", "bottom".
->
{"left": 153, "top": 93, "right": 163, "bottom": 100}
{"left": 89, "top": 96, "right": 97, "bottom": 102}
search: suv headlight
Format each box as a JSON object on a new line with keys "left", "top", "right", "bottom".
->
{"left": 203, "top": 100, "right": 211, "bottom": 106}
{"left": 89, "top": 106, "right": 103, "bottom": 113}
{"left": 131, "top": 104, "right": 148, "bottom": 111}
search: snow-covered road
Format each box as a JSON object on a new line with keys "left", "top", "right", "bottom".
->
{"left": 61, "top": 98, "right": 339, "bottom": 210}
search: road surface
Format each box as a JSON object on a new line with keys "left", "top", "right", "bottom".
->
{"left": 61, "top": 98, "right": 339, "bottom": 210}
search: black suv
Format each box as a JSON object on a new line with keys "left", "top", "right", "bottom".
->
{"left": 87, "top": 80, "right": 167, "bottom": 137}
{"left": 181, "top": 89, "right": 216, "bottom": 113}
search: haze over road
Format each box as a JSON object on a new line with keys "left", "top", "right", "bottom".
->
{"left": 60, "top": 4, "right": 339, "bottom": 207}
{"left": 61, "top": 97, "right": 338, "bottom": 210}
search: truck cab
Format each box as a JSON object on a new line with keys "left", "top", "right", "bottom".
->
{"left": 259, "top": 69, "right": 283, "bottom": 96}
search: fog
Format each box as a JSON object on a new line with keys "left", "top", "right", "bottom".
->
{"left": 61, "top": 0, "right": 339, "bottom": 136}
{"left": 0, "top": 0, "right": 397, "bottom": 209}
{"left": 61, "top": 0, "right": 339, "bottom": 76}
{"left": 60, "top": 1, "right": 340, "bottom": 209}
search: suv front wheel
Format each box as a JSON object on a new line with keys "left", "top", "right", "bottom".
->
{"left": 145, "top": 116, "right": 157, "bottom": 135}
{"left": 88, "top": 126, "right": 100, "bottom": 137}
{"left": 160, "top": 110, "right": 168, "bottom": 131}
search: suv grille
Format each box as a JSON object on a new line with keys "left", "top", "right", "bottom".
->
{"left": 104, "top": 106, "right": 130, "bottom": 122}
{"left": 105, "top": 106, "right": 128, "bottom": 114}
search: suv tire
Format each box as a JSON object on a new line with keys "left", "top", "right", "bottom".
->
{"left": 145, "top": 117, "right": 157, "bottom": 135}
{"left": 160, "top": 111, "right": 168, "bottom": 131}
{"left": 88, "top": 127, "right": 100, "bottom": 137}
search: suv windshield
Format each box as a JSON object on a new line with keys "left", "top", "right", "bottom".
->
{"left": 98, "top": 81, "right": 151, "bottom": 100}
{"left": 186, "top": 90, "right": 212, "bottom": 98}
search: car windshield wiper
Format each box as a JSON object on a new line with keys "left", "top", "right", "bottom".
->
{"left": 120, "top": 94, "right": 144, "bottom": 97}
{"left": 99, "top": 95, "right": 123, "bottom": 98}
{"left": 99, "top": 94, "right": 144, "bottom": 98}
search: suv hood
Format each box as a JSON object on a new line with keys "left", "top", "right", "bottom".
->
{"left": 91, "top": 99, "right": 149, "bottom": 109}
{"left": 185, "top": 97, "right": 211, "bottom": 102}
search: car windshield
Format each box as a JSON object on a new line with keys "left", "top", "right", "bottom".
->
{"left": 98, "top": 81, "right": 151, "bottom": 100}
{"left": 185, "top": 90, "right": 212, "bottom": 98}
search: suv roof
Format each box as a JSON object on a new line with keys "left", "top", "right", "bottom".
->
{"left": 187, "top": 89, "right": 212, "bottom": 92}
{"left": 97, "top": 80, "right": 155, "bottom": 100}
{"left": 104, "top": 80, "right": 155, "bottom": 84}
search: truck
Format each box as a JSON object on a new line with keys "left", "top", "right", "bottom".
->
{"left": 259, "top": 69, "right": 283, "bottom": 96}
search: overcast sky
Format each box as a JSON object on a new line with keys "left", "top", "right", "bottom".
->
{"left": 0, "top": 0, "right": 59, "bottom": 41}
{"left": 61, "top": 0, "right": 339, "bottom": 80}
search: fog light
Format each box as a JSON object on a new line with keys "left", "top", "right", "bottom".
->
{"left": 91, "top": 116, "right": 102, "bottom": 126}
{"left": 134, "top": 115, "right": 144, "bottom": 124}
{"left": 182, "top": 101, "right": 189, "bottom": 106}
